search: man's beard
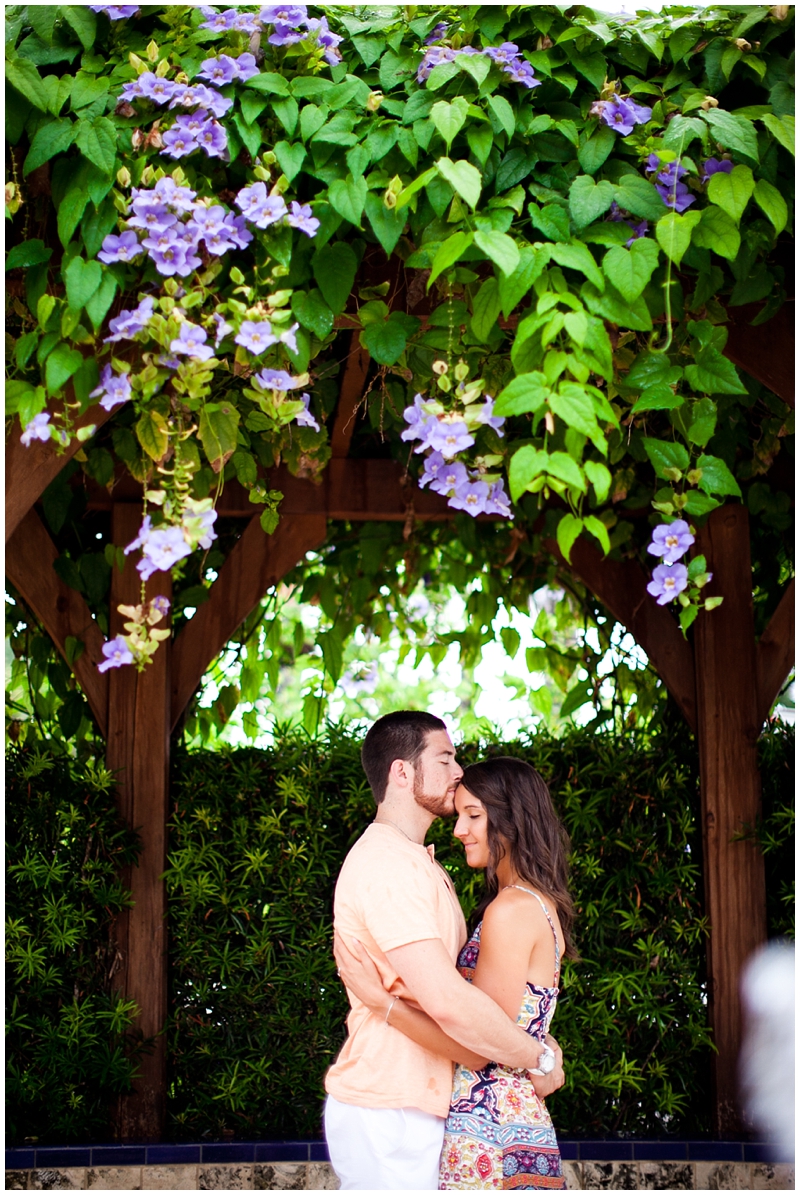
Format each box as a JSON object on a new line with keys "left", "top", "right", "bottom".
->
{"left": 413, "top": 769, "right": 455, "bottom": 818}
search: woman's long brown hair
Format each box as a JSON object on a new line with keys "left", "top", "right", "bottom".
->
{"left": 461, "top": 757, "right": 579, "bottom": 961}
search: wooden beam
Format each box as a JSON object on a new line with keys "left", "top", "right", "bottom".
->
{"left": 755, "top": 578, "right": 795, "bottom": 728}
{"left": 545, "top": 535, "right": 698, "bottom": 732}
{"left": 170, "top": 511, "right": 327, "bottom": 731}
{"left": 329, "top": 331, "right": 371, "bottom": 458}
{"left": 694, "top": 505, "right": 767, "bottom": 1135}
{"left": 107, "top": 504, "right": 171, "bottom": 1142}
{"left": 5, "top": 402, "right": 116, "bottom": 543}
{"left": 723, "top": 300, "right": 795, "bottom": 407}
{"left": 5, "top": 508, "right": 109, "bottom": 735}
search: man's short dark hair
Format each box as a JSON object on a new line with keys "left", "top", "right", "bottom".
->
{"left": 361, "top": 711, "right": 447, "bottom": 805}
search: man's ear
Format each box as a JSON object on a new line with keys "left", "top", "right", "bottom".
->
{"left": 388, "top": 756, "right": 413, "bottom": 790}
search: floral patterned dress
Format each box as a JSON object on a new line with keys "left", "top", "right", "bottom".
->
{"left": 438, "top": 887, "right": 566, "bottom": 1191}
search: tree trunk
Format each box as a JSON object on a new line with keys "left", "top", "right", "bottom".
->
{"left": 694, "top": 505, "right": 768, "bottom": 1136}
{"left": 107, "top": 503, "right": 171, "bottom": 1141}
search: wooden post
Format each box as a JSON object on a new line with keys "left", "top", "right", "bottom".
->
{"left": 694, "top": 505, "right": 767, "bottom": 1135}
{"left": 106, "top": 503, "right": 172, "bottom": 1141}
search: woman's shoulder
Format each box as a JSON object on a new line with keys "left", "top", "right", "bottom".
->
{"left": 483, "top": 885, "right": 563, "bottom": 940}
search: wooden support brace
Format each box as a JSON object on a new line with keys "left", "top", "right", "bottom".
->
{"left": 544, "top": 535, "right": 697, "bottom": 732}
{"left": 5, "top": 508, "right": 109, "bottom": 735}
{"left": 170, "top": 511, "right": 328, "bottom": 731}
{"left": 723, "top": 301, "right": 795, "bottom": 408}
{"left": 329, "top": 331, "right": 371, "bottom": 459}
{"left": 755, "top": 578, "right": 795, "bottom": 728}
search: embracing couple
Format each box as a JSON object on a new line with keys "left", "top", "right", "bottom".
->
{"left": 324, "top": 711, "right": 577, "bottom": 1191}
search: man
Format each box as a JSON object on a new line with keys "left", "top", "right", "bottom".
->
{"left": 324, "top": 710, "right": 564, "bottom": 1190}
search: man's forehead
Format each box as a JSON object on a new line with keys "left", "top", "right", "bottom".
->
{"left": 424, "top": 728, "right": 456, "bottom": 754}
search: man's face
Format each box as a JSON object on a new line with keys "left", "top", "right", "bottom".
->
{"left": 411, "top": 729, "right": 463, "bottom": 819}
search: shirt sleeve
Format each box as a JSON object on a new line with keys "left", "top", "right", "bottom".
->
{"left": 356, "top": 850, "right": 445, "bottom": 954}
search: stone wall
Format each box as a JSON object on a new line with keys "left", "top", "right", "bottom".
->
{"left": 4, "top": 1160, "right": 796, "bottom": 1190}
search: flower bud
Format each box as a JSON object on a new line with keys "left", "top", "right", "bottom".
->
{"left": 383, "top": 189, "right": 397, "bottom": 209}
{"left": 770, "top": 5, "right": 789, "bottom": 19}
{"left": 253, "top": 165, "right": 271, "bottom": 181}
{"left": 545, "top": 411, "right": 555, "bottom": 435}
{"left": 436, "top": 374, "right": 452, "bottom": 392}
{"left": 131, "top": 128, "right": 144, "bottom": 150}
{"left": 686, "top": 469, "right": 703, "bottom": 485}
{"left": 129, "top": 52, "right": 147, "bottom": 75}
{"left": 155, "top": 58, "right": 170, "bottom": 78}
{"left": 147, "top": 40, "right": 159, "bottom": 62}
{"left": 116, "top": 166, "right": 132, "bottom": 187}
{"left": 141, "top": 165, "right": 155, "bottom": 185}
{"left": 734, "top": 38, "right": 751, "bottom": 51}
{"left": 261, "top": 151, "right": 277, "bottom": 166}
{"left": 454, "top": 359, "right": 469, "bottom": 382}
{"left": 366, "top": 90, "right": 383, "bottom": 112}
{"left": 536, "top": 35, "right": 553, "bottom": 50}
{"left": 700, "top": 95, "right": 719, "bottom": 110}
{"left": 432, "top": 360, "right": 448, "bottom": 375}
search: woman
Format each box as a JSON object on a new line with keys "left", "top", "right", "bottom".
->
{"left": 335, "top": 756, "right": 577, "bottom": 1190}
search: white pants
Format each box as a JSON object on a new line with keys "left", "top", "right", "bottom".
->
{"left": 324, "top": 1094, "right": 445, "bottom": 1190}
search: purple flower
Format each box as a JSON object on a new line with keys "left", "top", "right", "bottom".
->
{"left": 425, "top": 21, "right": 450, "bottom": 44}
{"left": 183, "top": 507, "right": 218, "bottom": 549}
{"left": 647, "top": 562, "right": 689, "bottom": 605}
{"left": 254, "top": 368, "right": 303, "bottom": 391}
{"left": 485, "top": 42, "right": 521, "bottom": 65}
{"left": 151, "top": 177, "right": 197, "bottom": 212}
{"left": 161, "top": 125, "right": 198, "bottom": 159}
{"left": 702, "top": 157, "right": 733, "bottom": 183}
{"left": 104, "top": 296, "right": 155, "bottom": 343}
{"left": 198, "top": 7, "right": 239, "bottom": 32}
{"left": 90, "top": 5, "right": 140, "bottom": 18}
{"left": 236, "top": 183, "right": 288, "bottom": 229}
{"left": 476, "top": 396, "right": 505, "bottom": 436}
{"left": 430, "top": 459, "right": 469, "bottom": 495}
{"left": 138, "top": 73, "right": 179, "bottom": 105}
{"left": 417, "top": 45, "right": 458, "bottom": 83}
{"left": 339, "top": 662, "right": 378, "bottom": 697}
{"left": 269, "top": 23, "right": 306, "bottom": 45}
{"left": 504, "top": 59, "right": 540, "bottom": 89}
{"left": 419, "top": 450, "right": 446, "bottom": 488}
{"left": 97, "top": 635, "right": 134, "bottom": 672}
{"left": 278, "top": 322, "right": 300, "bottom": 353}
{"left": 306, "top": 16, "right": 343, "bottom": 63}
{"left": 196, "top": 119, "right": 228, "bottom": 158}
{"left": 127, "top": 200, "right": 179, "bottom": 233}
{"left": 286, "top": 201, "right": 320, "bottom": 237}
{"left": 295, "top": 393, "right": 320, "bottom": 432}
{"left": 150, "top": 595, "right": 171, "bottom": 618}
{"left": 187, "top": 204, "right": 226, "bottom": 237}
{"left": 20, "top": 411, "right": 51, "bottom": 447}
{"left": 198, "top": 55, "right": 238, "bottom": 86}
{"left": 260, "top": 4, "right": 308, "bottom": 25}
{"left": 137, "top": 527, "right": 193, "bottom": 580}
{"left": 625, "top": 219, "right": 649, "bottom": 246}
{"left": 124, "top": 515, "right": 152, "bottom": 556}
{"left": 601, "top": 96, "right": 652, "bottom": 136}
{"left": 647, "top": 519, "right": 695, "bottom": 564}
{"left": 484, "top": 480, "right": 513, "bottom": 518}
{"left": 401, "top": 394, "right": 431, "bottom": 441}
{"left": 231, "top": 52, "right": 259, "bottom": 81}
{"left": 426, "top": 419, "right": 475, "bottom": 459}
{"left": 231, "top": 9, "right": 261, "bottom": 32}
{"left": 144, "top": 235, "right": 190, "bottom": 276}
{"left": 222, "top": 212, "right": 252, "bottom": 249}
{"left": 235, "top": 320, "right": 278, "bottom": 354}
{"left": 645, "top": 153, "right": 661, "bottom": 174}
{"left": 170, "top": 84, "right": 233, "bottom": 119}
{"left": 657, "top": 180, "right": 695, "bottom": 212}
{"left": 120, "top": 77, "right": 147, "bottom": 101}
{"left": 448, "top": 478, "right": 490, "bottom": 516}
{"left": 211, "top": 314, "right": 233, "bottom": 346}
{"left": 98, "top": 230, "right": 143, "bottom": 264}
{"left": 90, "top": 365, "right": 132, "bottom": 410}
{"left": 170, "top": 322, "right": 215, "bottom": 361}
{"left": 157, "top": 354, "right": 181, "bottom": 370}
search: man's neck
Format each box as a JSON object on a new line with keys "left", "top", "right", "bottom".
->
{"left": 374, "top": 796, "right": 433, "bottom": 845}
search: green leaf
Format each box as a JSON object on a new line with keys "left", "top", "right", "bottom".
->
{"left": 613, "top": 174, "right": 669, "bottom": 221}
{"left": 6, "top": 239, "right": 52, "bottom": 270}
{"left": 291, "top": 289, "right": 333, "bottom": 340}
{"left": 75, "top": 116, "right": 117, "bottom": 176}
{"left": 395, "top": 165, "right": 438, "bottom": 210}
{"left": 683, "top": 490, "right": 722, "bottom": 516}
{"left": 63, "top": 6, "right": 98, "bottom": 50}
{"left": 84, "top": 271, "right": 118, "bottom": 332}
{"left": 23, "top": 118, "right": 77, "bottom": 175}
{"left": 5, "top": 57, "right": 48, "bottom": 111}
{"left": 27, "top": 6, "right": 58, "bottom": 45}
{"left": 458, "top": 51, "right": 492, "bottom": 86}
{"left": 529, "top": 202, "right": 570, "bottom": 242}
{"left": 762, "top": 113, "right": 794, "bottom": 157}
{"left": 430, "top": 97, "right": 469, "bottom": 150}
{"left": 691, "top": 206, "right": 741, "bottom": 261}
{"left": 559, "top": 680, "right": 594, "bottom": 718}
{"left": 602, "top": 237, "right": 659, "bottom": 303}
{"left": 631, "top": 384, "right": 684, "bottom": 414}
{"left": 56, "top": 186, "right": 89, "bottom": 248}
{"left": 494, "top": 371, "right": 549, "bottom": 418}
{"left": 473, "top": 230, "right": 520, "bottom": 278}
{"left": 471, "top": 278, "right": 502, "bottom": 343}
{"left": 361, "top": 318, "right": 408, "bottom": 365}
{"left": 685, "top": 347, "right": 748, "bottom": 395}
{"left": 64, "top": 257, "right": 102, "bottom": 311}
{"left": 625, "top": 353, "right": 684, "bottom": 390}
{"left": 703, "top": 109, "right": 759, "bottom": 161}
{"left": 642, "top": 437, "right": 690, "bottom": 478}
{"left": 679, "top": 605, "right": 699, "bottom": 635}
{"left": 545, "top": 452, "right": 587, "bottom": 491}
{"left": 246, "top": 71, "right": 289, "bottom": 96}
{"left": 312, "top": 242, "right": 358, "bottom": 314}
{"left": 577, "top": 124, "right": 616, "bottom": 174}
{"left": 686, "top": 398, "right": 717, "bottom": 448}
{"left": 45, "top": 343, "right": 83, "bottom": 392}
{"left": 585, "top": 460, "right": 611, "bottom": 503}
{"left": 581, "top": 282, "right": 652, "bottom": 332}
{"left": 273, "top": 140, "right": 306, "bottom": 183}
{"left": 696, "top": 453, "right": 742, "bottom": 497}
{"left": 436, "top": 158, "right": 481, "bottom": 209}
{"left": 655, "top": 211, "right": 703, "bottom": 266}
{"left": 498, "top": 246, "right": 551, "bottom": 318}
{"left": 550, "top": 242, "right": 604, "bottom": 291}
{"left": 328, "top": 174, "right": 368, "bottom": 227}
{"left": 556, "top": 513, "right": 584, "bottom": 563}
{"left": 753, "top": 179, "right": 788, "bottom": 234}
{"left": 199, "top": 402, "right": 240, "bottom": 473}
{"left": 135, "top": 409, "right": 169, "bottom": 462}
{"left": 508, "top": 445, "right": 549, "bottom": 501}
{"left": 583, "top": 514, "right": 611, "bottom": 555}
{"left": 707, "top": 164, "right": 754, "bottom": 222}
{"left": 364, "top": 192, "right": 406, "bottom": 258}
{"left": 662, "top": 114, "right": 707, "bottom": 151}
{"left": 488, "top": 94, "right": 515, "bottom": 141}
{"left": 569, "top": 175, "right": 616, "bottom": 229}
{"left": 550, "top": 384, "right": 600, "bottom": 438}
{"left": 428, "top": 230, "right": 474, "bottom": 287}
{"left": 318, "top": 630, "right": 344, "bottom": 685}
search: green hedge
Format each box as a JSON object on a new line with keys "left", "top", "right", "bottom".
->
{"left": 6, "top": 721, "right": 794, "bottom": 1144}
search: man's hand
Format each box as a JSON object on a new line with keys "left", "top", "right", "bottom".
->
{"left": 529, "top": 1034, "right": 565, "bottom": 1098}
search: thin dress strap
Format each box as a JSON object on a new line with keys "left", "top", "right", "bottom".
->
{"left": 504, "top": 884, "right": 560, "bottom": 986}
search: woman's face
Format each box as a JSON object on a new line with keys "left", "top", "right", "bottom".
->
{"left": 453, "top": 784, "right": 491, "bottom": 869}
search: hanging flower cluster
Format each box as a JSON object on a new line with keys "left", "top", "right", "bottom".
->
{"left": 418, "top": 39, "right": 540, "bottom": 89}
{"left": 98, "top": 596, "right": 172, "bottom": 672}
{"left": 199, "top": 5, "right": 343, "bottom": 65}
{"left": 598, "top": 94, "right": 653, "bottom": 136}
{"left": 645, "top": 519, "right": 719, "bottom": 626}
{"left": 89, "top": 4, "right": 140, "bottom": 18}
{"left": 402, "top": 362, "right": 513, "bottom": 519}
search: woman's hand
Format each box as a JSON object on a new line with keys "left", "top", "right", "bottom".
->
{"left": 333, "top": 931, "right": 394, "bottom": 1016}
{"left": 528, "top": 1034, "right": 565, "bottom": 1098}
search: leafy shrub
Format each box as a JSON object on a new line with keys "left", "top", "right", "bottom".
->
{"left": 757, "top": 720, "right": 794, "bottom": 940}
{"left": 5, "top": 749, "right": 144, "bottom": 1145}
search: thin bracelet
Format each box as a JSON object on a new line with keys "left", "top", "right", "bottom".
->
{"left": 385, "top": 996, "right": 400, "bottom": 1025}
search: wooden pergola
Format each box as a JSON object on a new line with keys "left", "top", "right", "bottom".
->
{"left": 5, "top": 299, "right": 794, "bottom": 1141}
